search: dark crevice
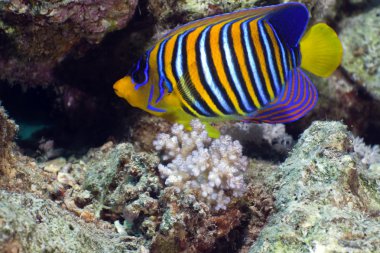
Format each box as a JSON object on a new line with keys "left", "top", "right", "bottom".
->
{"left": 0, "top": 0, "right": 155, "bottom": 157}
{"left": 341, "top": 0, "right": 380, "bottom": 16}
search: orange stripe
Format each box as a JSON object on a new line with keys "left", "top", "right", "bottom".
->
{"left": 264, "top": 22, "right": 285, "bottom": 84}
{"left": 271, "top": 75, "right": 315, "bottom": 121}
{"left": 231, "top": 17, "right": 261, "bottom": 109}
{"left": 159, "top": 5, "right": 281, "bottom": 43}
{"left": 270, "top": 89, "right": 307, "bottom": 120}
{"left": 186, "top": 26, "right": 224, "bottom": 116}
{"left": 176, "top": 79, "right": 203, "bottom": 118}
{"left": 256, "top": 71, "right": 311, "bottom": 120}
{"left": 271, "top": 86, "right": 313, "bottom": 122}
{"left": 162, "top": 34, "right": 203, "bottom": 117}
{"left": 255, "top": 71, "right": 296, "bottom": 114}
{"left": 163, "top": 33, "right": 180, "bottom": 90}
{"left": 149, "top": 44, "right": 159, "bottom": 78}
{"left": 249, "top": 20, "right": 275, "bottom": 99}
{"left": 209, "top": 19, "right": 245, "bottom": 115}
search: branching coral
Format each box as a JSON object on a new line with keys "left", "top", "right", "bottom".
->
{"left": 153, "top": 120, "right": 248, "bottom": 211}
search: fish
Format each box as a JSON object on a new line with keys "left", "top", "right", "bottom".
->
{"left": 113, "top": 2, "right": 343, "bottom": 138}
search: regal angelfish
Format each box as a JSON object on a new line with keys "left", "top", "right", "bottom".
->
{"left": 114, "top": 2, "right": 343, "bottom": 137}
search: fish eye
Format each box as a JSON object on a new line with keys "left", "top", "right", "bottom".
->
{"left": 132, "top": 68, "right": 146, "bottom": 84}
{"left": 131, "top": 55, "right": 148, "bottom": 85}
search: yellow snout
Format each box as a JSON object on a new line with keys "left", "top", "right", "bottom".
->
{"left": 113, "top": 77, "right": 130, "bottom": 100}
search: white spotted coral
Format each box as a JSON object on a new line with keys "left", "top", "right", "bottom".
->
{"left": 153, "top": 120, "right": 248, "bottom": 211}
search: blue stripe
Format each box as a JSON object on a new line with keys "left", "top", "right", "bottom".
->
{"left": 222, "top": 22, "right": 253, "bottom": 111}
{"left": 256, "top": 69, "right": 317, "bottom": 119}
{"left": 133, "top": 49, "right": 151, "bottom": 90}
{"left": 271, "top": 26, "right": 289, "bottom": 77}
{"left": 258, "top": 20, "right": 281, "bottom": 94}
{"left": 199, "top": 26, "right": 234, "bottom": 114}
{"left": 156, "top": 39, "right": 169, "bottom": 102}
{"left": 175, "top": 29, "right": 211, "bottom": 116}
{"left": 290, "top": 48, "right": 297, "bottom": 68}
{"left": 193, "top": 101, "right": 212, "bottom": 116}
{"left": 155, "top": 78, "right": 165, "bottom": 103}
{"left": 147, "top": 84, "right": 166, "bottom": 113}
{"left": 242, "top": 18, "right": 268, "bottom": 105}
{"left": 174, "top": 29, "right": 194, "bottom": 80}
{"left": 257, "top": 69, "right": 297, "bottom": 117}
{"left": 269, "top": 76, "right": 316, "bottom": 119}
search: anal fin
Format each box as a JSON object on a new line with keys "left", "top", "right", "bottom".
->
{"left": 246, "top": 68, "right": 318, "bottom": 123}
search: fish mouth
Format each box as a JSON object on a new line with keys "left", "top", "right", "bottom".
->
{"left": 113, "top": 88, "right": 122, "bottom": 98}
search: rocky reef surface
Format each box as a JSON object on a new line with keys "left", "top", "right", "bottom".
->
{"left": 1, "top": 0, "right": 380, "bottom": 252}
{"left": 1, "top": 107, "right": 379, "bottom": 252}
{"left": 0, "top": 0, "right": 138, "bottom": 86}
{"left": 250, "top": 121, "right": 380, "bottom": 252}
{"left": 0, "top": 106, "right": 17, "bottom": 174}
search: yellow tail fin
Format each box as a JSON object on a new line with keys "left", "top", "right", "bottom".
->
{"left": 300, "top": 23, "right": 343, "bottom": 77}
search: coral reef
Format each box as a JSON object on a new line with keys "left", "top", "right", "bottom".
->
{"left": 130, "top": 115, "right": 172, "bottom": 152}
{"left": 148, "top": 0, "right": 343, "bottom": 36}
{"left": 1, "top": 1, "right": 380, "bottom": 252}
{"left": 148, "top": 0, "right": 263, "bottom": 31}
{"left": 154, "top": 120, "right": 248, "bottom": 211}
{"left": 353, "top": 136, "right": 380, "bottom": 165}
{"left": 149, "top": 121, "right": 276, "bottom": 252}
{"left": 0, "top": 0, "right": 138, "bottom": 86}
{"left": 340, "top": 5, "right": 380, "bottom": 100}
{"left": 82, "top": 142, "right": 162, "bottom": 224}
{"left": 152, "top": 192, "right": 245, "bottom": 253}
{"left": 221, "top": 122, "right": 294, "bottom": 158}
{"left": 0, "top": 105, "right": 18, "bottom": 171}
{"left": 0, "top": 191, "right": 147, "bottom": 253}
{"left": 249, "top": 121, "right": 380, "bottom": 252}
{"left": 2, "top": 118, "right": 380, "bottom": 252}
{"left": 0, "top": 106, "right": 53, "bottom": 196}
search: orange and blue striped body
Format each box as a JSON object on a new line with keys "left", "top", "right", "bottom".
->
{"left": 153, "top": 18, "right": 300, "bottom": 118}
{"left": 114, "top": 2, "right": 342, "bottom": 137}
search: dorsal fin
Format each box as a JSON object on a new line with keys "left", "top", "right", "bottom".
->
{"left": 266, "top": 2, "right": 309, "bottom": 47}
{"left": 158, "top": 3, "right": 306, "bottom": 43}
